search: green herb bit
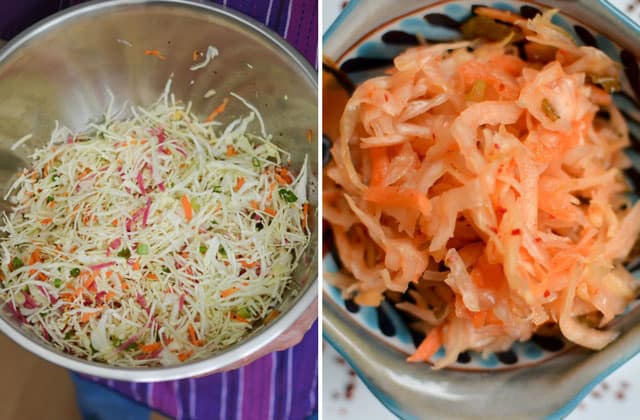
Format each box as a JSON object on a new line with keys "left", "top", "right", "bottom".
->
{"left": 46, "top": 196, "right": 55, "bottom": 203}
{"left": 218, "top": 245, "right": 227, "bottom": 258}
{"left": 136, "top": 244, "right": 149, "bottom": 255}
{"left": 465, "top": 80, "right": 486, "bottom": 102}
{"left": 117, "top": 248, "right": 132, "bottom": 259}
{"left": 126, "top": 342, "right": 138, "bottom": 351}
{"left": 54, "top": 278, "right": 63, "bottom": 288}
{"left": 12, "top": 257, "right": 24, "bottom": 270}
{"left": 199, "top": 245, "right": 208, "bottom": 254}
{"left": 213, "top": 186, "right": 222, "bottom": 193}
{"left": 236, "top": 307, "right": 251, "bottom": 319}
{"left": 64, "top": 330, "right": 74, "bottom": 340}
{"left": 70, "top": 268, "right": 81, "bottom": 277}
{"left": 541, "top": 98, "right": 560, "bottom": 121}
{"left": 278, "top": 189, "right": 298, "bottom": 203}
{"left": 252, "top": 157, "right": 261, "bottom": 168}
{"left": 110, "top": 337, "right": 122, "bottom": 347}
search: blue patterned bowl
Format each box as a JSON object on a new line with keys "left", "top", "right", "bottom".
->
{"left": 323, "top": 0, "right": 640, "bottom": 418}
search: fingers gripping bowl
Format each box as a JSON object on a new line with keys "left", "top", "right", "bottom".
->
{"left": 323, "top": 0, "right": 640, "bottom": 418}
{"left": 0, "top": 0, "right": 317, "bottom": 381}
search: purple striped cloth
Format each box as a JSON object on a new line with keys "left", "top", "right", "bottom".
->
{"left": 0, "top": 1, "right": 318, "bottom": 419}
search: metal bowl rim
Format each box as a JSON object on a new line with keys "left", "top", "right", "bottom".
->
{"left": 0, "top": 0, "right": 318, "bottom": 382}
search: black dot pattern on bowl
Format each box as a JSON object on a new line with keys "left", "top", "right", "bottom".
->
{"left": 574, "top": 25, "right": 597, "bottom": 47}
{"left": 621, "top": 50, "right": 640, "bottom": 103}
{"left": 495, "top": 350, "right": 518, "bottom": 365}
{"left": 531, "top": 334, "right": 565, "bottom": 352}
{"left": 322, "top": 135, "right": 332, "bottom": 167}
{"left": 423, "top": 13, "right": 461, "bottom": 30}
{"left": 628, "top": 133, "right": 640, "bottom": 154}
{"left": 377, "top": 306, "right": 396, "bottom": 336}
{"left": 457, "top": 351, "right": 471, "bottom": 364}
{"left": 344, "top": 298, "right": 360, "bottom": 313}
{"left": 409, "top": 329, "right": 425, "bottom": 348}
{"left": 624, "top": 167, "right": 640, "bottom": 192}
{"left": 626, "top": 259, "right": 640, "bottom": 273}
{"left": 340, "top": 57, "right": 394, "bottom": 73}
{"left": 382, "top": 30, "right": 420, "bottom": 46}
{"left": 520, "top": 5, "right": 542, "bottom": 19}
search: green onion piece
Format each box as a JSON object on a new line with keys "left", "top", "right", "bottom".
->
{"left": 70, "top": 268, "right": 81, "bottom": 277}
{"left": 218, "top": 245, "right": 227, "bottom": 258}
{"left": 64, "top": 330, "right": 74, "bottom": 340}
{"left": 111, "top": 337, "right": 122, "bottom": 347}
{"left": 117, "top": 248, "right": 131, "bottom": 259}
{"left": 236, "top": 307, "right": 251, "bottom": 319}
{"left": 465, "top": 80, "right": 486, "bottom": 102}
{"left": 46, "top": 196, "right": 55, "bottom": 203}
{"left": 278, "top": 189, "right": 298, "bottom": 203}
{"left": 126, "top": 342, "right": 138, "bottom": 351}
{"left": 136, "top": 244, "right": 149, "bottom": 255}
{"left": 199, "top": 245, "right": 208, "bottom": 254}
{"left": 213, "top": 186, "right": 222, "bottom": 193}
{"left": 51, "top": 174, "right": 60, "bottom": 181}
{"left": 54, "top": 278, "right": 63, "bottom": 288}
{"left": 12, "top": 257, "right": 24, "bottom": 270}
{"left": 252, "top": 157, "right": 261, "bottom": 168}
{"left": 541, "top": 98, "right": 560, "bottom": 121}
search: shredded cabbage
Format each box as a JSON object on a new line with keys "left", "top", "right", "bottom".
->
{"left": 0, "top": 82, "right": 310, "bottom": 366}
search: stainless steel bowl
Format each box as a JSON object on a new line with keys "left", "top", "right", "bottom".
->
{"left": 0, "top": 0, "right": 317, "bottom": 381}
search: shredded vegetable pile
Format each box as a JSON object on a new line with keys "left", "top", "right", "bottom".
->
{"left": 0, "top": 81, "right": 310, "bottom": 366}
{"left": 324, "top": 9, "right": 640, "bottom": 368}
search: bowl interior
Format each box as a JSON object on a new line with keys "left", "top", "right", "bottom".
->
{"left": 0, "top": 0, "right": 317, "bottom": 380}
{"left": 323, "top": 1, "right": 640, "bottom": 418}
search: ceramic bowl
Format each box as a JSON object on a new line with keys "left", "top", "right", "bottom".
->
{"left": 323, "top": 1, "right": 640, "bottom": 418}
{"left": 0, "top": 0, "right": 317, "bottom": 382}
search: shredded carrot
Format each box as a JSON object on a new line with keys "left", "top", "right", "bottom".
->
{"left": 306, "top": 129, "right": 313, "bottom": 143}
{"left": 264, "top": 207, "right": 277, "bottom": 217}
{"left": 239, "top": 260, "right": 257, "bottom": 269}
{"left": 178, "top": 350, "right": 194, "bottom": 361}
{"left": 37, "top": 272, "right": 47, "bottom": 281}
{"left": 264, "top": 310, "right": 280, "bottom": 324}
{"left": 226, "top": 144, "right": 238, "bottom": 157}
{"left": 220, "top": 286, "right": 239, "bottom": 298}
{"left": 146, "top": 273, "right": 158, "bottom": 281}
{"left": 140, "top": 342, "right": 163, "bottom": 354}
{"left": 144, "top": 49, "right": 166, "bottom": 60}
{"left": 80, "top": 310, "right": 100, "bottom": 323}
{"left": 111, "top": 219, "right": 119, "bottom": 227}
{"left": 192, "top": 50, "right": 200, "bottom": 62}
{"left": 407, "top": 327, "right": 442, "bottom": 363}
{"left": 181, "top": 194, "right": 193, "bottom": 221}
{"left": 205, "top": 97, "right": 229, "bottom": 122}
{"left": 302, "top": 203, "right": 310, "bottom": 229}
{"left": 40, "top": 218, "right": 53, "bottom": 225}
{"left": 188, "top": 324, "right": 204, "bottom": 346}
{"left": 250, "top": 200, "right": 259, "bottom": 210}
{"left": 132, "top": 261, "right": 140, "bottom": 271}
{"left": 105, "top": 291, "right": 116, "bottom": 301}
{"left": 268, "top": 182, "right": 276, "bottom": 200}
{"left": 29, "top": 249, "right": 41, "bottom": 265}
{"left": 234, "top": 177, "right": 245, "bottom": 192}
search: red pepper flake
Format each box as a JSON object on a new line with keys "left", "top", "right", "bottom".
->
{"left": 489, "top": 227, "right": 498, "bottom": 234}
{"left": 543, "top": 290, "right": 550, "bottom": 298}
{"left": 496, "top": 206, "right": 507, "bottom": 215}
{"left": 535, "top": 237, "right": 542, "bottom": 243}
{"left": 511, "top": 229, "right": 521, "bottom": 235}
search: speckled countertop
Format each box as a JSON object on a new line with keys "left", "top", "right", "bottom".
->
{"left": 322, "top": 1, "right": 640, "bottom": 418}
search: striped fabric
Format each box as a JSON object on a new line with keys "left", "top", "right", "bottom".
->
{"left": 0, "top": 1, "right": 318, "bottom": 419}
{"left": 92, "top": 321, "right": 318, "bottom": 420}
